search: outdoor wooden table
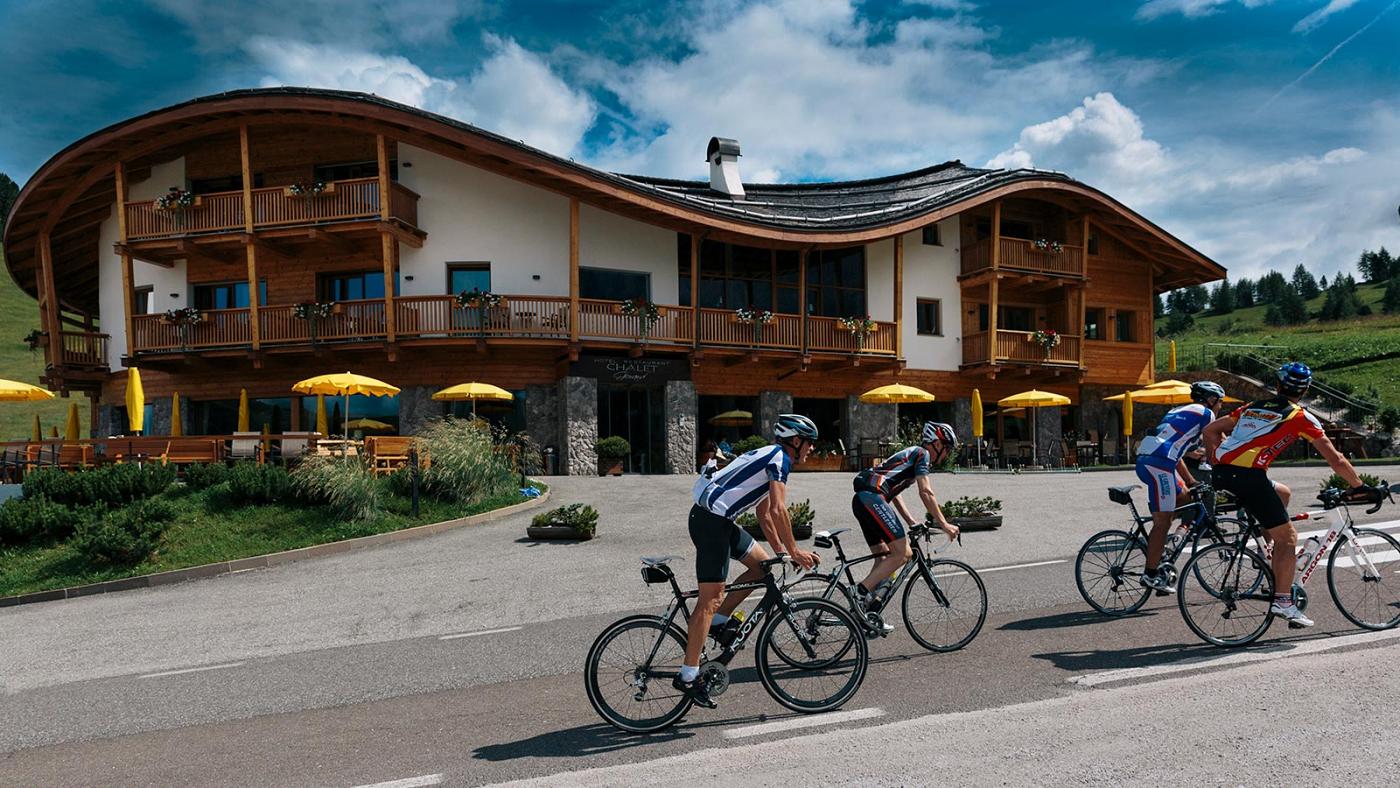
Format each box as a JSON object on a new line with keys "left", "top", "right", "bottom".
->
{"left": 316, "top": 439, "right": 361, "bottom": 457}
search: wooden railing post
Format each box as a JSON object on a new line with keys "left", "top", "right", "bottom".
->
{"left": 38, "top": 231, "right": 64, "bottom": 370}
{"left": 381, "top": 233, "right": 398, "bottom": 343}
{"left": 690, "top": 233, "right": 700, "bottom": 349}
{"left": 893, "top": 234, "right": 904, "bottom": 359}
{"left": 1080, "top": 216, "right": 1090, "bottom": 366}
{"left": 240, "top": 125, "right": 261, "bottom": 351}
{"left": 988, "top": 201, "right": 1001, "bottom": 365}
{"left": 798, "top": 248, "right": 809, "bottom": 354}
{"left": 115, "top": 162, "right": 135, "bottom": 360}
{"left": 569, "top": 198, "right": 580, "bottom": 345}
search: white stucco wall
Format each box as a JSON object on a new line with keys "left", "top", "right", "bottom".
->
{"left": 578, "top": 204, "right": 679, "bottom": 304}
{"left": 899, "top": 218, "right": 962, "bottom": 372}
{"left": 866, "top": 239, "right": 895, "bottom": 322}
{"left": 99, "top": 157, "right": 189, "bottom": 369}
{"left": 395, "top": 144, "right": 571, "bottom": 297}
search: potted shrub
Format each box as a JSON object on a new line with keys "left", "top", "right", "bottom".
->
{"left": 730, "top": 435, "right": 768, "bottom": 455}
{"left": 527, "top": 503, "right": 598, "bottom": 541}
{"left": 938, "top": 496, "right": 1002, "bottom": 531}
{"left": 595, "top": 436, "right": 630, "bottom": 476}
{"left": 737, "top": 499, "right": 815, "bottom": 542}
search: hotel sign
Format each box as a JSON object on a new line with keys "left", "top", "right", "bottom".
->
{"left": 573, "top": 355, "right": 690, "bottom": 385}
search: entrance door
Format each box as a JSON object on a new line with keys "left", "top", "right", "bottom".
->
{"left": 598, "top": 385, "right": 666, "bottom": 473}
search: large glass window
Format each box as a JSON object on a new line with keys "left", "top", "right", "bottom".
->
{"left": 448, "top": 263, "right": 490, "bottom": 294}
{"left": 313, "top": 159, "right": 398, "bottom": 182}
{"left": 999, "top": 306, "right": 1034, "bottom": 332}
{"left": 1085, "top": 308, "right": 1104, "bottom": 340}
{"left": 301, "top": 394, "right": 400, "bottom": 436}
{"left": 1115, "top": 310, "right": 1137, "bottom": 342}
{"left": 190, "top": 397, "right": 292, "bottom": 435}
{"left": 580, "top": 267, "right": 650, "bottom": 301}
{"left": 318, "top": 270, "right": 399, "bottom": 302}
{"left": 679, "top": 237, "right": 801, "bottom": 313}
{"left": 916, "top": 298, "right": 942, "bottom": 336}
{"left": 806, "top": 247, "right": 865, "bottom": 317}
{"left": 192, "top": 280, "right": 266, "bottom": 310}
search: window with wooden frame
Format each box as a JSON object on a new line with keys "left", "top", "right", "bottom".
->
{"left": 133, "top": 286, "right": 153, "bottom": 315}
{"left": 313, "top": 159, "right": 398, "bottom": 182}
{"left": 921, "top": 224, "right": 941, "bottom": 246}
{"left": 677, "top": 237, "right": 801, "bottom": 313}
{"left": 1084, "top": 307, "right": 1104, "bottom": 340}
{"left": 1115, "top": 309, "right": 1137, "bottom": 342}
{"left": 807, "top": 246, "right": 866, "bottom": 317}
{"left": 192, "top": 280, "right": 266, "bottom": 310}
{"left": 581, "top": 267, "right": 650, "bottom": 301}
{"left": 317, "top": 270, "right": 399, "bottom": 302}
{"left": 915, "top": 298, "right": 942, "bottom": 335}
{"left": 447, "top": 263, "right": 491, "bottom": 295}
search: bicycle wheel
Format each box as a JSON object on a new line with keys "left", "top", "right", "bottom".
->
{"left": 1075, "top": 529, "right": 1150, "bottom": 615}
{"left": 755, "top": 598, "right": 868, "bottom": 713}
{"left": 1178, "top": 544, "right": 1274, "bottom": 647}
{"left": 1190, "top": 519, "right": 1266, "bottom": 596}
{"left": 584, "top": 615, "right": 691, "bottom": 733}
{"left": 784, "top": 572, "right": 843, "bottom": 602}
{"left": 901, "top": 558, "right": 987, "bottom": 652}
{"left": 1328, "top": 528, "right": 1400, "bottom": 630}
{"left": 772, "top": 573, "right": 859, "bottom": 669}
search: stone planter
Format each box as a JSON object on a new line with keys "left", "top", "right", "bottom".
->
{"left": 950, "top": 515, "right": 1002, "bottom": 532}
{"left": 597, "top": 458, "right": 625, "bottom": 476}
{"left": 526, "top": 524, "right": 596, "bottom": 541}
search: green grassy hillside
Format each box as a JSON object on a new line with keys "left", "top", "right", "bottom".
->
{"left": 1157, "top": 281, "right": 1400, "bottom": 406}
{"left": 0, "top": 250, "right": 92, "bottom": 441}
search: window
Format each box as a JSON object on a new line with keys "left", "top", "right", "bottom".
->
{"left": 447, "top": 263, "right": 491, "bottom": 294}
{"left": 679, "top": 236, "right": 798, "bottom": 312}
{"left": 916, "top": 299, "right": 942, "bottom": 335}
{"left": 1084, "top": 308, "right": 1104, "bottom": 340}
{"left": 192, "top": 281, "right": 266, "bottom": 310}
{"left": 1115, "top": 310, "right": 1137, "bottom": 342}
{"left": 313, "top": 159, "right": 397, "bottom": 182}
{"left": 189, "top": 174, "right": 262, "bottom": 195}
{"left": 1000, "top": 219, "right": 1034, "bottom": 240}
{"left": 318, "top": 270, "right": 399, "bottom": 302}
{"left": 999, "top": 306, "right": 1034, "bottom": 332}
{"left": 580, "top": 268, "right": 650, "bottom": 301}
{"left": 1087, "top": 233, "right": 1100, "bottom": 256}
{"left": 921, "top": 225, "right": 941, "bottom": 246}
{"left": 807, "top": 246, "right": 866, "bottom": 317}
{"left": 133, "top": 286, "right": 153, "bottom": 316}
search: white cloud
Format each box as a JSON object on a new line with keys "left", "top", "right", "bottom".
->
{"left": 244, "top": 36, "right": 596, "bottom": 157}
{"left": 1135, "top": 0, "right": 1273, "bottom": 21}
{"left": 150, "top": 0, "right": 485, "bottom": 49}
{"left": 1293, "top": 0, "right": 1361, "bottom": 33}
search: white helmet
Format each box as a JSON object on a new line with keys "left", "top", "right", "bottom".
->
{"left": 773, "top": 413, "right": 819, "bottom": 442}
{"left": 921, "top": 421, "right": 957, "bottom": 446}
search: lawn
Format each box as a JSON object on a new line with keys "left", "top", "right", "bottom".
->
{"left": 0, "top": 248, "right": 92, "bottom": 440}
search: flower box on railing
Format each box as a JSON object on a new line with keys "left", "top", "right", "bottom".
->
{"left": 282, "top": 181, "right": 338, "bottom": 198}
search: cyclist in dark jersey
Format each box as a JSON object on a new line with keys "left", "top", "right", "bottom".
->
{"left": 850, "top": 422, "right": 961, "bottom": 613}
{"left": 1202, "top": 362, "right": 1376, "bottom": 627}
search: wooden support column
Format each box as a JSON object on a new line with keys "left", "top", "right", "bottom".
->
{"left": 690, "top": 234, "right": 700, "bottom": 349}
{"left": 115, "top": 162, "right": 136, "bottom": 351}
{"left": 1080, "top": 216, "right": 1090, "bottom": 366}
{"left": 381, "top": 232, "right": 398, "bottom": 342}
{"left": 376, "top": 134, "right": 392, "bottom": 221}
{"left": 239, "top": 125, "right": 254, "bottom": 232}
{"left": 798, "top": 248, "right": 809, "bottom": 354}
{"left": 245, "top": 245, "right": 261, "bottom": 350}
{"left": 569, "top": 198, "right": 580, "bottom": 344}
{"left": 893, "top": 234, "right": 904, "bottom": 359}
{"left": 38, "top": 231, "right": 64, "bottom": 368}
{"left": 240, "top": 125, "right": 261, "bottom": 350}
{"left": 987, "top": 201, "right": 1002, "bottom": 365}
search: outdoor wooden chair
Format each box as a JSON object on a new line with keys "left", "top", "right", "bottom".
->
{"left": 56, "top": 443, "right": 94, "bottom": 470}
{"left": 366, "top": 436, "right": 425, "bottom": 476}
{"left": 229, "top": 431, "right": 263, "bottom": 463}
{"left": 111, "top": 437, "right": 173, "bottom": 464}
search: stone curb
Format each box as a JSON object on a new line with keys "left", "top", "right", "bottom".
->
{"left": 0, "top": 491, "right": 550, "bottom": 609}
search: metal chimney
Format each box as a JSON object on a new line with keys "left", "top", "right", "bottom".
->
{"left": 706, "top": 137, "right": 744, "bottom": 199}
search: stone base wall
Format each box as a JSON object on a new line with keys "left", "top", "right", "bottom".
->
{"left": 1034, "top": 405, "right": 1063, "bottom": 463}
{"left": 844, "top": 395, "right": 896, "bottom": 448}
{"left": 558, "top": 376, "right": 598, "bottom": 476}
{"left": 97, "top": 404, "right": 118, "bottom": 438}
{"left": 525, "top": 383, "right": 560, "bottom": 452}
{"left": 952, "top": 397, "right": 973, "bottom": 444}
{"left": 758, "top": 390, "right": 792, "bottom": 441}
{"left": 397, "top": 386, "right": 439, "bottom": 436}
{"left": 665, "top": 380, "right": 698, "bottom": 474}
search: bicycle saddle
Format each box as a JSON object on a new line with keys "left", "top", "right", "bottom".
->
{"left": 812, "top": 528, "right": 850, "bottom": 539}
{"left": 1108, "top": 485, "right": 1140, "bottom": 506}
{"left": 640, "top": 555, "right": 681, "bottom": 567}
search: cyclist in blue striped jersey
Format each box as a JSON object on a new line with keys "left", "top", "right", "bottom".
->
{"left": 675, "top": 414, "right": 822, "bottom": 707}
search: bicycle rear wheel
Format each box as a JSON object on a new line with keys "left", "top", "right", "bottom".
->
{"left": 584, "top": 615, "right": 691, "bottom": 733}
{"left": 755, "top": 598, "right": 868, "bottom": 713}
{"left": 1190, "top": 518, "right": 1266, "bottom": 595}
{"left": 1178, "top": 544, "right": 1274, "bottom": 647}
{"left": 1075, "top": 529, "right": 1150, "bottom": 615}
{"left": 1328, "top": 528, "right": 1400, "bottom": 630}
{"left": 773, "top": 573, "right": 858, "bottom": 669}
{"left": 901, "top": 558, "right": 987, "bottom": 652}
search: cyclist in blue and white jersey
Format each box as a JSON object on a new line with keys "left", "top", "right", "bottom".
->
{"left": 851, "top": 422, "right": 961, "bottom": 615}
{"left": 1136, "top": 380, "right": 1226, "bottom": 591}
{"left": 675, "top": 414, "right": 821, "bottom": 708}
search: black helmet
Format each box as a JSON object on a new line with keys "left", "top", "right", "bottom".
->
{"left": 1190, "top": 381, "right": 1225, "bottom": 403}
{"left": 774, "top": 413, "right": 819, "bottom": 442}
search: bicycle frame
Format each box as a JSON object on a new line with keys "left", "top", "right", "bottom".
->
{"left": 801, "top": 525, "right": 956, "bottom": 616}
{"left": 1251, "top": 503, "right": 1383, "bottom": 587}
{"left": 1119, "top": 484, "right": 1240, "bottom": 569}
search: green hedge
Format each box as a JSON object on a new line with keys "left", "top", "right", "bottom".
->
{"left": 23, "top": 464, "right": 175, "bottom": 508}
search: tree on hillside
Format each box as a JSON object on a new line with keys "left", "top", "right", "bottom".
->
{"left": 1154, "top": 293, "right": 1165, "bottom": 318}
{"left": 0, "top": 172, "right": 18, "bottom": 227}
{"left": 1291, "top": 264, "right": 1320, "bottom": 300}
{"left": 1265, "top": 284, "right": 1308, "bottom": 326}
{"left": 1187, "top": 284, "right": 1209, "bottom": 313}
{"left": 1256, "top": 271, "right": 1289, "bottom": 303}
{"left": 1233, "top": 277, "right": 1255, "bottom": 308}
{"left": 1382, "top": 276, "right": 1400, "bottom": 315}
{"left": 1209, "top": 278, "right": 1235, "bottom": 314}
{"left": 1358, "top": 248, "right": 1393, "bottom": 283}
{"left": 1319, "top": 275, "right": 1328, "bottom": 289}
{"left": 1161, "top": 310, "right": 1194, "bottom": 335}
{"left": 1318, "top": 278, "right": 1370, "bottom": 321}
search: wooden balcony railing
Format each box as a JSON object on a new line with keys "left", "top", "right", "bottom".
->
{"left": 57, "top": 331, "right": 110, "bottom": 369}
{"left": 961, "top": 237, "right": 1085, "bottom": 277}
{"left": 132, "top": 309, "right": 252, "bottom": 351}
{"left": 696, "top": 309, "right": 802, "bottom": 351}
{"left": 124, "top": 178, "right": 420, "bottom": 240}
{"left": 806, "top": 316, "right": 897, "bottom": 355}
{"left": 261, "top": 300, "right": 388, "bottom": 345}
{"left": 578, "top": 299, "right": 693, "bottom": 345}
{"left": 395, "top": 295, "right": 571, "bottom": 339}
{"left": 963, "top": 329, "right": 1082, "bottom": 366}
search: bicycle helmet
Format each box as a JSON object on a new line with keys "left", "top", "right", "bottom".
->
{"left": 920, "top": 421, "right": 957, "bottom": 446}
{"left": 1277, "top": 361, "right": 1313, "bottom": 396}
{"left": 1190, "top": 381, "right": 1226, "bottom": 403}
{"left": 773, "top": 413, "right": 819, "bottom": 442}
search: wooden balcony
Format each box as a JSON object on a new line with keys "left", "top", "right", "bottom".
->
{"left": 57, "top": 331, "right": 110, "bottom": 369}
{"left": 961, "top": 237, "right": 1085, "bottom": 278}
{"left": 126, "top": 296, "right": 898, "bottom": 358}
{"left": 123, "top": 177, "right": 419, "bottom": 241}
{"left": 962, "top": 330, "right": 1083, "bottom": 369}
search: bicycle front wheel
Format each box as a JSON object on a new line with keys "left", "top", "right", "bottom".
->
{"left": 902, "top": 558, "right": 987, "bottom": 652}
{"left": 584, "top": 615, "right": 691, "bottom": 733}
{"left": 1075, "top": 529, "right": 1150, "bottom": 615}
{"left": 1178, "top": 544, "right": 1274, "bottom": 647}
{"left": 1328, "top": 528, "right": 1400, "bottom": 630}
{"left": 784, "top": 572, "right": 844, "bottom": 602}
{"left": 755, "top": 598, "right": 868, "bottom": 713}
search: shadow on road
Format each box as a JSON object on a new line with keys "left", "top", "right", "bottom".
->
{"left": 1031, "top": 640, "right": 1230, "bottom": 672}
{"left": 998, "top": 608, "right": 1159, "bottom": 632}
{"left": 472, "top": 709, "right": 776, "bottom": 762}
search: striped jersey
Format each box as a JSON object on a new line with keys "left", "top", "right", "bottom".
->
{"left": 693, "top": 444, "right": 792, "bottom": 519}
{"left": 855, "top": 446, "right": 932, "bottom": 500}
{"left": 1214, "top": 397, "right": 1325, "bottom": 470}
{"left": 1137, "top": 403, "right": 1213, "bottom": 466}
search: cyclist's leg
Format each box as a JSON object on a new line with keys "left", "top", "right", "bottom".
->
{"left": 684, "top": 506, "right": 740, "bottom": 672}
{"left": 1136, "top": 459, "right": 1177, "bottom": 574}
{"left": 852, "top": 491, "right": 907, "bottom": 592}
{"left": 1221, "top": 467, "right": 1305, "bottom": 619}
{"left": 716, "top": 527, "right": 767, "bottom": 618}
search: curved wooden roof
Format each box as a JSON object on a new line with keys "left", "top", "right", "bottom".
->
{"left": 3, "top": 87, "right": 1224, "bottom": 315}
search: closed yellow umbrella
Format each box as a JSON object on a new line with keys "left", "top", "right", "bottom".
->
{"left": 316, "top": 394, "right": 329, "bottom": 436}
{"left": 998, "top": 390, "right": 1072, "bottom": 466}
{"left": 237, "top": 388, "right": 250, "bottom": 432}
{"left": 170, "top": 392, "right": 183, "bottom": 437}
{"left": 433, "top": 381, "right": 512, "bottom": 419}
{"left": 859, "top": 383, "right": 934, "bottom": 404}
{"left": 49, "top": 425, "right": 59, "bottom": 438}
{"left": 1123, "top": 389, "right": 1134, "bottom": 441}
{"left": 0, "top": 379, "right": 55, "bottom": 401}
{"left": 1169, "top": 340, "right": 1177, "bottom": 373}
{"left": 31, "top": 413, "right": 42, "bottom": 441}
{"left": 65, "top": 401, "right": 81, "bottom": 441}
{"left": 971, "top": 388, "right": 984, "bottom": 466}
{"left": 293, "top": 372, "right": 401, "bottom": 437}
{"left": 126, "top": 367, "right": 145, "bottom": 434}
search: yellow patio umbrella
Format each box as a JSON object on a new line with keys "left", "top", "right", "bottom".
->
{"left": 315, "top": 394, "right": 330, "bottom": 436}
{"left": 293, "top": 372, "right": 401, "bottom": 437}
{"left": 971, "top": 388, "right": 984, "bottom": 466}
{"left": 432, "top": 381, "right": 512, "bottom": 419}
{"left": 126, "top": 367, "right": 145, "bottom": 434}
{"left": 31, "top": 413, "right": 42, "bottom": 441}
{"left": 346, "top": 418, "right": 393, "bottom": 432}
{"left": 708, "top": 409, "right": 754, "bottom": 427}
{"left": 0, "top": 378, "right": 55, "bottom": 401}
{"left": 998, "top": 390, "right": 1072, "bottom": 466}
{"left": 237, "top": 389, "right": 250, "bottom": 432}
{"left": 859, "top": 383, "right": 934, "bottom": 404}
{"left": 65, "top": 401, "right": 81, "bottom": 441}
{"left": 49, "top": 425, "right": 59, "bottom": 438}
{"left": 1123, "top": 389, "right": 1134, "bottom": 441}
{"left": 170, "top": 392, "right": 183, "bottom": 437}
{"left": 1169, "top": 340, "right": 1177, "bottom": 373}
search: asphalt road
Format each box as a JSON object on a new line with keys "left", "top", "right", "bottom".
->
{"left": 2, "top": 466, "right": 1398, "bottom": 786}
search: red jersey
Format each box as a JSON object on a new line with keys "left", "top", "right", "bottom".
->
{"left": 1213, "top": 397, "right": 1325, "bottom": 470}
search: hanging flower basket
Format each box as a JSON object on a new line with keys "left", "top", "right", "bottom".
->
{"left": 455, "top": 289, "right": 503, "bottom": 309}
{"left": 161, "top": 307, "right": 204, "bottom": 325}
{"left": 154, "top": 187, "right": 196, "bottom": 212}
{"left": 294, "top": 301, "right": 338, "bottom": 344}
{"left": 734, "top": 307, "right": 774, "bottom": 344}
{"left": 618, "top": 298, "right": 661, "bottom": 341}
{"left": 1032, "top": 238, "right": 1064, "bottom": 254}
{"left": 285, "top": 181, "right": 333, "bottom": 198}
{"left": 23, "top": 329, "right": 44, "bottom": 352}
{"left": 1031, "top": 329, "right": 1061, "bottom": 357}
{"left": 838, "top": 315, "right": 877, "bottom": 352}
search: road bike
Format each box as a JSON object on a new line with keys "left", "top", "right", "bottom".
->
{"left": 1177, "top": 482, "right": 1400, "bottom": 647}
{"left": 584, "top": 554, "right": 869, "bottom": 733}
{"left": 784, "top": 521, "right": 987, "bottom": 652}
{"left": 1075, "top": 479, "right": 1251, "bottom": 615}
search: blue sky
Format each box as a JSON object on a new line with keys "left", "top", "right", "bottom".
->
{"left": 2, "top": 0, "right": 1398, "bottom": 280}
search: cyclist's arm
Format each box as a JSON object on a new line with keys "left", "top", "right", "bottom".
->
{"left": 762, "top": 480, "right": 797, "bottom": 554}
{"left": 1312, "top": 434, "right": 1363, "bottom": 488}
{"left": 915, "top": 475, "right": 959, "bottom": 537}
{"left": 890, "top": 494, "right": 919, "bottom": 527}
{"left": 1201, "top": 415, "right": 1235, "bottom": 458}
{"left": 754, "top": 495, "right": 785, "bottom": 548}
{"left": 1176, "top": 459, "right": 1197, "bottom": 488}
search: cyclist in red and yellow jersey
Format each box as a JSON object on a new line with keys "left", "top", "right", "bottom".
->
{"left": 1202, "top": 362, "right": 1376, "bottom": 627}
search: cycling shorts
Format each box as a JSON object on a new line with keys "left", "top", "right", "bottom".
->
{"left": 1212, "top": 465, "right": 1289, "bottom": 530}
{"left": 1135, "top": 458, "right": 1185, "bottom": 514}
{"left": 852, "top": 490, "right": 907, "bottom": 546}
{"left": 688, "top": 504, "right": 756, "bottom": 583}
